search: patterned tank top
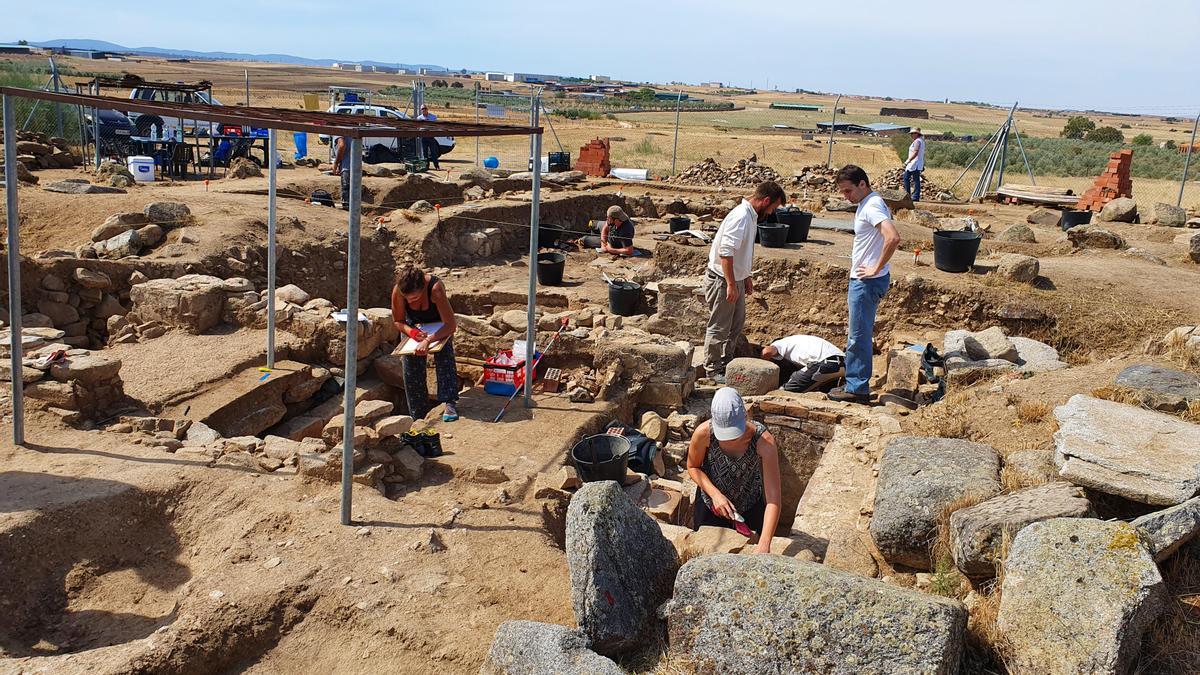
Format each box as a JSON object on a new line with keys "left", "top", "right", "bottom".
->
{"left": 699, "top": 421, "right": 766, "bottom": 516}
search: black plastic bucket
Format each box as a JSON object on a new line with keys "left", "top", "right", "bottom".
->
{"left": 758, "top": 223, "right": 789, "bottom": 248}
{"left": 608, "top": 280, "right": 641, "bottom": 316}
{"left": 538, "top": 223, "right": 566, "bottom": 248}
{"left": 1061, "top": 209, "right": 1092, "bottom": 231}
{"left": 932, "top": 230, "right": 983, "bottom": 273}
{"left": 775, "top": 208, "right": 813, "bottom": 243}
{"left": 669, "top": 216, "right": 691, "bottom": 233}
{"left": 571, "top": 434, "right": 631, "bottom": 483}
{"left": 536, "top": 252, "right": 566, "bottom": 286}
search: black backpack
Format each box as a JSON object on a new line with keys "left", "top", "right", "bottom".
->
{"left": 310, "top": 189, "right": 334, "bottom": 207}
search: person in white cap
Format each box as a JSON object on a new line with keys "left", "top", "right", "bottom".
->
{"left": 599, "top": 205, "right": 636, "bottom": 256}
{"left": 903, "top": 128, "right": 925, "bottom": 201}
{"left": 686, "top": 387, "right": 782, "bottom": 552}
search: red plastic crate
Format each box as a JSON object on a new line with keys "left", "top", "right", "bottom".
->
{"left": 483, "top": 350, "right": 541, "bottom": 396}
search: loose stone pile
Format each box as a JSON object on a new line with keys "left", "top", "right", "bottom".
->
{"left": 0, "top": 131, "right": 81, "bottom": 184}
{"left": 669, "top": 157, "right": 782, "bottom": 188}
{"left": 1, "top": 328, "right": 125, "bottom": 424}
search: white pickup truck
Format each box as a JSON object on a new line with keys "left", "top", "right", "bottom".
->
{"left": 317, "top": 103, "right": 455, "bottom": 159}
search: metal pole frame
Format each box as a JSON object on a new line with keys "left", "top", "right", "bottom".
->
{"left": 524, "top": 93, "right": 542, "bottom": 406}
{"left": 949, "top": 123, "right": 1005, "bottom": 192}
{"left": 827, "top": 95, "right": 842, "bottom": 168}
{"left": 4, "top": 95, "right": 25, "bottom": 445}
{"left": 1012, "top": 123, "right": 1036, "bottom": 186}
{"left": 266, "top": 129, "right": 278, "bottom": 369}
{"left": 671, "top": 89, "right": 683, "bottom": 175}
{"left": 340, "top": 137, "right": 363, "bottom": 526}
{"left": 414, "top": 81, "right": 425, "bottom": 162}
{"left": 1178, "top": 110, "right": 1200, "bottom": 208}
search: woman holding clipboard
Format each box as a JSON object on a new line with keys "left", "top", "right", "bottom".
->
{"left": 391, "top": 265, "right": 460, "bottom": 422}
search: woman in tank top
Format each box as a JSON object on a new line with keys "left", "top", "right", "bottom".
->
{"left": 391, "top": 265, "right": 460, "bottom": 422}
{"left": 686, "top": 387, "right": 782, "bottom": 553}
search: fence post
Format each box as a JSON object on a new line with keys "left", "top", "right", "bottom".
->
{"left": 1178, "top": 110, "right": 1199, "bottom": 208}
{"left": 244, "top": 70, "right": 250, "bottom": 106}
{"left": 92, "top": 106, "right": 100, "bottom": 169}
{"left": 340, "top": 137, "right": 364, "bottom": 526}
{"left": 827, "top": 94, "right": 842, "bottom": 168}
{"left": 3, "top": 94, "right": 25, "bottom": 446}
{"left": 475, "top": 82, "right": 481, "bottom": 167}
{"left": 671, "top": 89, "right": 683, "bottom": 175}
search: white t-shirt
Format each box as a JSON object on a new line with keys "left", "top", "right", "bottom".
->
{"left": 707, "top": 199, "right": 758, "bottom": 282}
{"left": 906, "top": 137, "right": 925, "bottom": 171}
{"left": 850, "top": 192, "right": 892, "bottom": 280}
{"left": 769, "top": 335, "right": 844, "bottom": 367}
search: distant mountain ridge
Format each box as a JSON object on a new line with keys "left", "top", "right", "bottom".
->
{"left": 25, "top": 38, "right": 449, "bottom": 71}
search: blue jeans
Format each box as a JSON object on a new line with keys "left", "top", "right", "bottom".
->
{"left": 845, "top": 274, "right": 890, "bottom": 394}
{"left": 903, "top": 169, "right": 922, "bottom": 201}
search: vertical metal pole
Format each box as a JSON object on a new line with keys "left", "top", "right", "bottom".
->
{"left": 475, "top": 82, "right": 481, "bottom": 167}
{"left": 266, "top": 129, "right": 278, "bottom": 369}
{"left": 414, "top": 81, "right": 425, "bottom": 162}
{"left": 3, "top": 96, "right": 25, "bottom": 446}
{"left": 1178, "top": 111, "right": 1200, "bottom": 208}
{"left": 92, "top": 106, "right": 100, "bottom": 169}
{"left": 671, "top": 89, "right": 683, "bottom": 175}
{"left": 244, "top": 70, "right": 250, "bottom": 106}
{"left": 50, "top": 59, "right": 63, "bottom": 138}
{"left": 826, "top": 95, "right": 842, "bottom": 167}
{"left": 1012, "top": 124, "right": 1036, "bottom": 186}
{"left": 524, "top": 96, "right": 542, "bottom": 406}
{"left": 996, "top": 122, "right": 1009, "bottom": 192}
{"left": 340, "top": 137, "right": 363, "bottom": 526}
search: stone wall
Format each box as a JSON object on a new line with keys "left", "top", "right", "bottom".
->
{"left": 749, "top": 398, "right": 843, "bottom": 529}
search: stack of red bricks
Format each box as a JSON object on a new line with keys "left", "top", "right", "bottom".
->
{"left": 1075, "top": 149, "right": 1133, "bottom": 212}
{"left": 576, "top": 138, "right": 611, "bottom": 178}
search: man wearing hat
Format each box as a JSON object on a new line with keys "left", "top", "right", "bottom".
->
{"left": 599, "top": 205, "right": 636, "bottom": 256}
{"left": 903, "top": 128, "right": 925, "bottom": 201}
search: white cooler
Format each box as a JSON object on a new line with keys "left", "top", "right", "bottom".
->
{"left": 127, "top": 155, "right": 156, "bottom": 183}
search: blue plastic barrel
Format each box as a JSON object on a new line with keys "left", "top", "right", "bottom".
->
{"left": 484, "top": 156, "right": 500, "bottom": 169}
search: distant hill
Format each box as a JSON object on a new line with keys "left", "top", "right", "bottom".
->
{"left": 25, "top": 39, "right": 448, "bottom": 71}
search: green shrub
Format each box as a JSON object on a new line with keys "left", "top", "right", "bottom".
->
{"left": 1060, "top": 115, "right": 1096, "bottom": 139}
{"left": 1085, "top": 126, "right": 1124, "bottom": 143}
{"left": 632, "top": 138, "right": 658, "bottom": 155}
{"left": 923, "top": 135, "right": 1188, "bottom": 179}
{"left": 1132, "top": 133, "right": 1154, "bottom": 146}
{"left": 890, "top": 134, "right": 911, "bottom": 162}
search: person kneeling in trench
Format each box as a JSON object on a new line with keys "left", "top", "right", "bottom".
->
{"left": 391, "top": 265, "right": 459, "bottom": 422}
{"left": 686, "top": 387, "right": 782, "bottom": 553}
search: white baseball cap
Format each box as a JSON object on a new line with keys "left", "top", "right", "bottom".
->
{"left": 710, "top": 387, "right": 747, "bottom": 441}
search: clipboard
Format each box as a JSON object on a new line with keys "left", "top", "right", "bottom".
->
{"left": 396, "top": 322, "right": 447, "bottom": 355}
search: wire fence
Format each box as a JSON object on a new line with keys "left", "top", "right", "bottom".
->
{"left": 5, "top": 70, "right": 1198, "bottom": 214}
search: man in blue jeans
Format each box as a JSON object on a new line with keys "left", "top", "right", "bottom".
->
{"left": 828, "top": 165, "right": 900, "bottom": 404}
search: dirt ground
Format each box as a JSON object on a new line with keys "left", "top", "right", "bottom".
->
{"left": 3, "top": 62, "right": 1200, "bottom": 670}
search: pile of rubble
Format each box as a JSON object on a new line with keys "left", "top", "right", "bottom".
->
{"left": 0, "top": 131, "right": 81, "bottom": 183}
{"left": 669, "top": 157, "right": 782, "bottom": 188}
{"left": 84, "top": 202, "right": 190, "bottom": 259}
{"left": 2, "top": 328, "right": 125, "bottom": 424}
{"left": 32, "top": 267, "right": 128, "bottom": 348}
{"left": 789, "top": 163, "right": 838, "bottom": 190}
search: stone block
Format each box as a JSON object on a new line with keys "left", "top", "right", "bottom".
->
{"left": 724, "top": 357, "right": 779, "bottom": 396}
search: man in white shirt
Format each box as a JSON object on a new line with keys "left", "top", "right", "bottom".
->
{"left": 903, "top": 128, "right": 925, "bottom": 201}
{"left": 761, "top": 335, "right": 845, "bottom": 393}
{"left": 828, "top": 165, "right": 900, "bottom": 404}
{"left": 703, "top": 181, "right": 786, "bottom": 383}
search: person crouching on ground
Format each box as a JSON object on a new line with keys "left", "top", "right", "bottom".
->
{"left": 391, "top": 265, "right": 460, "bottom": 422}
{"left": 599, "top": 205, "right": 636, "bottom": 256}
{"left": 686, "top": 387, "right": 782, "bottom": 553}
{"left": 761, "top": 334, "right": 846, "bottom": 393}
{"left": 827, "top": 165, "right": 900, "bottom": 404}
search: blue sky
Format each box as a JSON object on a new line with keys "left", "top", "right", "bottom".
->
{"left": 9, "top": 0, "right": 1199, "bottom": 113}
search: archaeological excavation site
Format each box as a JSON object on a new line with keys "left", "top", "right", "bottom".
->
{"left": 3, "top": 88, "right": 1200, "bottom": 675}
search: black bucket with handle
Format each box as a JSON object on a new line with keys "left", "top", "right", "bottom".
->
{"left": 758, "top": 223, "right": 789, "bottom": 248}
{"left": 536, "top": 252, "right": 566, "bottom": 286}
{"left": 669, "top": 216, "right": 692, "bottom": 233}
{"left": 1060, "top": 209, "right": 1092, "bottom": 231}
{"left": 571, "top": 434, "right": 631, "bottom": 483}
{"left": 774, "top": 207, "right": 813, "bottom": 243}
{"left": 608, "top": 280, "right": 641, "bottom": 316}
{"left": 932, "top": 230, "right": 983, "bottom": 273}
